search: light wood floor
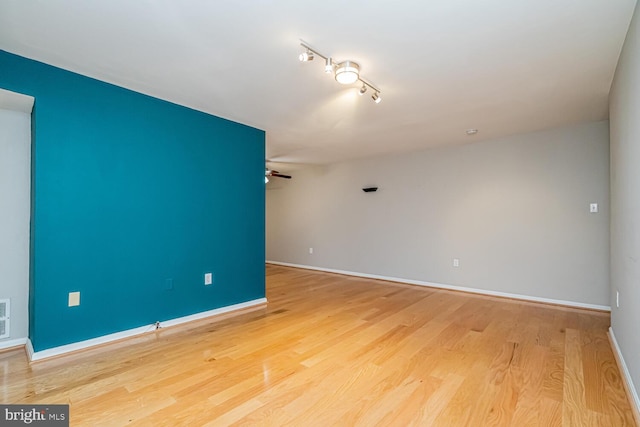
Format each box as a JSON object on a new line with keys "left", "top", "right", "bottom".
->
{"left": 1, "top": 265, "right": 636, "bottom": 426}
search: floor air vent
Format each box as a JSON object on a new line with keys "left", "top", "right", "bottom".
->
{"left": 0, "top": 299, "right": 9, "bottom": 339}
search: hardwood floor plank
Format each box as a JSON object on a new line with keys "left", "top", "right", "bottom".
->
{"left": 540, "top": 397, "right": 563, "bottom": 426}
{"left": 562, "top": 328, "right": 588, "bottom": 425}
{"left": 413, "top": 373, "right": 466, "bottom": 426}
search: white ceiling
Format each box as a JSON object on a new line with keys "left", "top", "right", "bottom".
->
{"left": 0, "top": 0, "right": 636, "bottom": 167}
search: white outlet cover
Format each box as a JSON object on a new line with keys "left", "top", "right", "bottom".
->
{"left": 309, "top": 247, "right": 313, "bottom": 254}
{"left": 453, "top": 258, "right": 460, "bottom": 267}
{"left": 68, "top": 291, "right": 80, "bottom": 307}
{"left": 204, "top": 273, "right": 213, "bottom": 285}
{"left": 590, "top": 203, "right": 598, "bottom": 213}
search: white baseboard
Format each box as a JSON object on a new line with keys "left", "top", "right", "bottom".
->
{"left": 0, "top": 337, "right": 27, "bottom": 351}
{"left": 608, "top": 327, "right": 640, "bottom": 424}
{"left": 29, "top": 298, "right": 267, "bottom": 362}
{"left": 26, "top": 338, "right": 34, "bottom": 360}
{"left": 266, "top": 261, "right": 610, "bottom": 311}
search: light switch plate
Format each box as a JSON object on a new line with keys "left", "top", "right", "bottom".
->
{"left": 204, "top": 273, "right": 213, "bottom": 285}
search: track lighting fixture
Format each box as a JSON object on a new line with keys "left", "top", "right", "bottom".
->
{"left": 298, "top": 41, "right": 382, "bottom": 103}
{"left": 298, "top": 50, "right": 314, "bottom": 62}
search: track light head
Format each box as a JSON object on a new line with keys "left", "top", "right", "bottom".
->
{"left": 335, "top": 61, "right": 360, "bottom": 85}
{"left": 325, "top": 57, "right": 333, "bottom": 73}
{"left": 359, "top": 85, "right": 367, "bottom": 96}
{"left": 372, "top": 92, "right": 382, "bottom": 104}
{"left": 299, "top": 50, "right": 314, "bottom": 62}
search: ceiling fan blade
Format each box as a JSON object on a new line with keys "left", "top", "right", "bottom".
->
{"left": 266, "top": 166, "right": 292, "bottom": 179}
{"left": 271, "top": 172, "right": 292, "bottom": 179}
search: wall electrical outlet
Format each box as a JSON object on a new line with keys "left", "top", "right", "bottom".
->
{"left": 204, "top": 272, "right": 213, "bottom": 286}
{"left": 309, "top": 247, "right": 313, "bottom": 254}
{"left": 616, "top": 291, "right": 620, "bottom": 308}
{"left": 68, "top": 291, "right": 80, "bottom": 307}
{"left": 453, "top": 258, "right": 460, "bottom": 267}
{"left": 590, "top": 203, "right": 598, "bottom": 213}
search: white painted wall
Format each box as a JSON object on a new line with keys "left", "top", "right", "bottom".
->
{"left": 609, "top": 0, "right": 640, "bottom": 405}
{"left": 267, "top": 121, "right": 610, "bottom": 307}
{"left": 0, "top": 106, "right": 31, "bottom": 344}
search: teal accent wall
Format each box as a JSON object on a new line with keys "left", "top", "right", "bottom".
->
{"left": 0, "top": 50, "right": 265, "bottom": 352}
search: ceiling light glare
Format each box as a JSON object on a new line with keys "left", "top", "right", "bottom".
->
{"left": 325, "top": 57, "right": 333, "bottom": 73}
{"left": 359, "top": 85, "right": 367, "bottom": 96}
{"left": 372, "top": 92, "right": 382, "bottom": 103}
{"left": 335, "top": 61, "right": 360, "bottom": 85}
{"left": 299, "top": 50, "right": 314, "bottom": 62}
